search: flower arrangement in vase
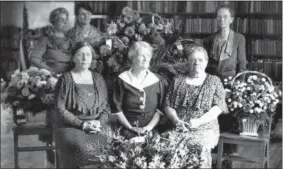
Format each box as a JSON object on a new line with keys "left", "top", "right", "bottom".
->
{"left": 224, "top": 71, "right": 281, "bottom": 136}
{"left": 3, "top": 67, "right": 60, "bottom": 124}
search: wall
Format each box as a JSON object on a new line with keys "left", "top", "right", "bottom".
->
{"left": 0, "top": 1, "right": 75, "bottom": 30}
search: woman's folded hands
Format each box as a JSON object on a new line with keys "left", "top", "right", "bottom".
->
{"left": 82, "top": 120, "right": 102, "bottom": 133}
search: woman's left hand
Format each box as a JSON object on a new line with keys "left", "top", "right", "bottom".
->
{"left": 189, "top": 118, "right": 201, "bottom": 129}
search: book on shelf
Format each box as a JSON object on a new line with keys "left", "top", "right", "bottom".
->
{"left": 250, "top": 1, "right": 282, "bottom": 14}
{"left": 251, "top": 39, "right": 282, "bottom": 56}
{"left": 249, "top": 19, "right": 282, "bottom": 35}
{"left": 250, "top": 60, "right": 282, "bottom": 82}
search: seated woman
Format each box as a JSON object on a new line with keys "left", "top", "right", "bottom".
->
{"left": 68, "top": 3, "right": 102, "bottom": 71}
{"left": 53, "top": 41, "right": 110, "bottom": 168}
{"left": 164, "top": 45, "right": 228, "bottom": 168}
{"left": 111, "top": 41, "right": 167, "bottom": 140}
{"left": 30, "top": 7, "right": 73, "bottom": 74}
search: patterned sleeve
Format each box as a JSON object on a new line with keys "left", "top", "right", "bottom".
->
{"left": 111, "top": 78, "right": 124, "bottom": 114}
{"left": 54, "top": 75, "right": 84, "bottom": 128}
{"left": 212, "top": 76, "right": 229, "bottom": 114}
{"left": 163, "top": 78, "right": 176, "bottom": 108}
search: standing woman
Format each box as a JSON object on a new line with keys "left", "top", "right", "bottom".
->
{"left": 30, "top": 8, "right": 73, "bottom": 74}
{"left": 68, "top": 3, "right": 102, "bottom": 71}
{"left": 53, "top": 41, "right": 110, "bottom": 168}
{"left": 203, "top": 4, "right": 247, "bottom": 155}
{"left": 204, "top": 4, "right": 247, "bottom": 81}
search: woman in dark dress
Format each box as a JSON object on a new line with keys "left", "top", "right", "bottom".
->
{"left": 68, "top": 3, "right": 103, "bottom": 71}
{"left": 30, "top": 7, "right": 73, "bottom": 74}
{"left": 164, "top": 45, "right": 228, "bottom": 168}
{"left": 111, "top": 41, "right": 167, "bottom": 140}
{"left": 53, "top": 41, "right": 110, "bottom": 168}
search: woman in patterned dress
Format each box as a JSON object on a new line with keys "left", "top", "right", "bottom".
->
{"left": 30, "top": 7, "right": 73, "bottom": 74}
{"left": 164, "top": 44, "right": 228, "bottom": 168}
{"left": 67, "top": 3, "right": 103, "bottom": 71}
{"left": 53, "top": 41, "right": 110, "bottom": 168}
{"left": 111, "top": 41, "right": 167, "bottom": 140}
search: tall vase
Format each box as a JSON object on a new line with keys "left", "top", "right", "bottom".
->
{"left": 239, "top": 116, "right": 260, "bottom": 137}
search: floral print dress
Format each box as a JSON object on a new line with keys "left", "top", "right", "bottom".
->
{"left": 164, "top": 74, "right": 228, "bottom": 168}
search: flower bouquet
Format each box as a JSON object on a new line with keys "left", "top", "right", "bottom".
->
{"left": 150, "top": 38, "right": 203, "bottom": 82}
{"left": 98, "top": 7, "right": 181, "bottom": 75}
{"left": 96, "top": 6, "right": 181, "bottom": 98}
{"left": 3, "top": 67, "right": 60, "bottom": 124}
{"left": 224, "top": 71, "right": 281, "bottom": 136}
{"left": 93, "top": 126, "right": 203, "bottom": 169}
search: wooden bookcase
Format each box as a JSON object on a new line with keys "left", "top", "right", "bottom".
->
{"left": 124, "top": 1, "right": 282, "bottom": 83}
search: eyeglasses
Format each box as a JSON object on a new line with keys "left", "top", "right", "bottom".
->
{"left": 216, "top": 15, "right": 230, "bottom": 20}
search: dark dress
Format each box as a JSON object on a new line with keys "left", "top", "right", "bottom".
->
{"left": 111, "top": 69, "right": 167, "bottom": 139}
{"left": 164, "top": 74, "right": 228, "bottom": 168}
{"left": 30, "top": 28, "right": 73, "bottom": 74}
{"left": 53, "top": 72, "right": 110, "bottom": 168}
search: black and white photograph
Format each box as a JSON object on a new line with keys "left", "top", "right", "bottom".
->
{"left": 0, "top": 1, "right": 282, "bottom": 168}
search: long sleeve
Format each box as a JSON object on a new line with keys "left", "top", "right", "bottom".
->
{"left": 237, "top": 34, "right": 247, "bottom": 73}
{"left": 29, "top": 36, "right": 50, "bottom": 70}
{"left": 54, "top": 76, "right": 83, "bottom": 128}
{"left": 96, "top": 73, "right": 111, "bottom": 115}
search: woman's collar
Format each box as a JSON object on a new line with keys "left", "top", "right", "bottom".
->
{"left": 118, "top": 69, "right": 160, "bottom": 90}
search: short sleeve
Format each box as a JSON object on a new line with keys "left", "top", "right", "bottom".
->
{"left": 111, "top": 78, "right": 124, "bottom": 114}
{"left": 212, "top": 76, "right": 229, "bottom": 114}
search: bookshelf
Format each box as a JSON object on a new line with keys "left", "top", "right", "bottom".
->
{"left": 125, "top": 1, "right": 282, "bottom": 83}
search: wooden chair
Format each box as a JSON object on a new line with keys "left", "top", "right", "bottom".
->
{"left": 216, "top": 117, "right": 273, "bottom": 169}
{"left": 12, "top": 108, "right": 58, "bottom": 168}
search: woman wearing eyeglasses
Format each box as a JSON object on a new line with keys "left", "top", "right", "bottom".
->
{"left": 203, "top": 4, "right": 247, "bottom": 159}
{"left": 203, "top": 4, "right": 247, "bottom": 81}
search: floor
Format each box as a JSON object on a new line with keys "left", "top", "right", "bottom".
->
{"left": 1, "top": 104, "right": 282, "bottom": 168}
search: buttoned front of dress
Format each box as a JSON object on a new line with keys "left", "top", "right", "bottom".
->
{"left": 112, "top": 69, "right": 165, "bottom": 127}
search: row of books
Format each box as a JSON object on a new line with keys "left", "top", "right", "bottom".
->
{"left": 183, "top": 18, "right": 248, "bottom": 34}
{"left": 186, "top": 1, "right": 237, "bottom": 13}
{"left": 88, "top": 1, "right": 110, "bottom": 14}
{"left": 250, "top": 1, "right": 282, "bottom": 14}
{"left": 251, "top": 40, "right": 282, "bottom": 56}
{"left": 249, "top": 19, "right": 282, "bottom": 36}
{"left": 126, "top": 1, "right": 281, "bottom": 15}
{"left": 127, "top": 1, "right": 179, "bottom": 13}
{"left": 249, "top": 60, "right": 282, "bottom": 82}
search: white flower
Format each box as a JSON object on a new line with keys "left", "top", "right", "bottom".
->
{"left": 108, "top": 155, "right": 116, "bottom": 162}
{"left": 228, "top": 76, "right": 232, "bottom": 80}
{"left": 249, "top": 109, "right": 254, "bottom": 114}
{"left": 227, "top": 98, "right": 232, "bottom": 103}
{"left": 224, "top": 79, "right": 228, "bottom": 82}
{"left": 261, "top": 78, "right": 266, "bottom": 82}
{"left": 238, "top": 103, "right": 243, "bottom": 108}
{"left": 246, "top": 87, "right": 251, "bottom": 91}
{"left": 252, "top": 75, "right": 258, "bottom": 80}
